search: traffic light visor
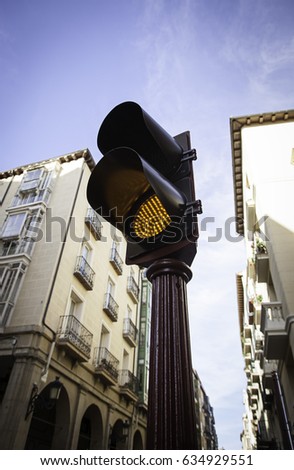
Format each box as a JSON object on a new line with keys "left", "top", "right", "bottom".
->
{"left": 87, "top": 147, "right": 186, "bottom": 240}
{"left": 98, "top": 102, "right": 183, "bottom": 178}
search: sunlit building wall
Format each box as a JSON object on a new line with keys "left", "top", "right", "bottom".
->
{"left": 231, "top": 110, "right": 294, "bottom": 449}
{"left": 0, "top": 150, "right": 147, "bottom": 449}
{"left": 193, "top": 370, "right": 218, "bottom": 450}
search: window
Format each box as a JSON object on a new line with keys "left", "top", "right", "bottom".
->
{"left": 81, "top": 243, "right": 90, "bottom": 262}
{"left": 122, "top": 350, "right": 129, "bottom": 370}
{"left": 139, "top": 320, "right": 146, "bottom": 348}
{"left": 106, "top": 277, "right": 115, "bottom": 296}
{"left": 20, "top": 169, "right": 43, "bottom": 192}
{"left": 12, "top": 167, "right": 55, "bottom": 207}
{"left": 59, "top": 290, "right": 84, "bottom": 337}
{"left": 1, "top": 209, "right": 44, "bottom": 257}
{"left": 142, "top": 286, "right": 147, "bottom": 304}
{"left": 0, "top": 263, "right": 26, "bottom": 325}
{"left": 126, "top": 305, "right": 132, "bottom": 319}
{"left": 1, "top": 213, "right": 26, "bottom": 239}
{"left": 110, "top": 239, "right": 123, "bottom": 274}
{"left": 69, "top": 298, "right": 77, "bottom": 317}
{"left": 100, "top": 325, "right": 110, "bottom": 349}
{"left": 68, "top": 290, "right": 83, "bottom": 321}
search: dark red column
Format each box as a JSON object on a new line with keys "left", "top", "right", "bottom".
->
{"left": 146, "top": 258, "right": 199, "bottom": 450}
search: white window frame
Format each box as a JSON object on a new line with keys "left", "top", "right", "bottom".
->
{"left": 20, "top": 168, "right": 44, "bottom": 193}
{"left": 0, "top": 262, "right": 27, "bottom": 326}
{"left": 100, "top": 323, "right": 111, "bottom": 349}
{"left": 67, "top": 288, "right": 84, "bottom": 321}
{"left": 1, "top": 212, "right": 27, "bottom": 239}
{"left": 106, "top": 276, "right": 115, "bottom": 296}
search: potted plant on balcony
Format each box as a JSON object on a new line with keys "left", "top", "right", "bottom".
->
{"left": 256, "top": 239, "right": 267, "bottom": 254}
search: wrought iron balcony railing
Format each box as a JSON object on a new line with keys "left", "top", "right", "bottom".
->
{"left": 93, "top": 347, "right": 119, "bottom": 382}
{"left": 127, "top": 275, "right": 139, "bottom": 303}
{"left": 74, "top": 255, "right": 95, "bottom": 290}
{"left": 260, "top": 302, "right": 287, "bottom": 360}
{"left": 109, "top": 247, "right": 123, "bottom": 274}
{"left": 119, "top": 369, "right": 139, "bottom": 395}
{"left": 85, "top": 208, "right": 102, "bottom": 240}
{"left": 123, "top": 318, "right": 138, "bottom": 347}
{"left": 103, "top": 292, "right": 119, "bottom": 321}
{"left": 57, "top": 314, "right": 93, "bottom": 360}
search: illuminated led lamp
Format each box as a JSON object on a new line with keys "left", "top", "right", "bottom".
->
{"left": 133, "top": 194, "right": 171, "bottom": 239}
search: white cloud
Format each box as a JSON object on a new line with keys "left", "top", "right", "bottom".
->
{"left": 220, "top": 0, "right": 294, "bottom": 109}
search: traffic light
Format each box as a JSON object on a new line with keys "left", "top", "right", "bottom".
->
{"left": 87, "top": 101, "right": 202, "bottom": 267}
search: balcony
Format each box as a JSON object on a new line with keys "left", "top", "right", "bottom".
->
{"left": 127, "top": 275, "right": 139, "bottom": 303}
{"left": 11, "top": 187, "right": 52, "bottom": 208}
{"left": 263, "top": 390, "right": 274, "bottom": 410}
{"left": 93, "top": 347, "right": 119, "bottom": 386}
{"left": 244, "top": 351, "right": 253, "bottom": 368}
{"left": 243, "top": 338, "right": 252, "bottom": 355}
{"left": 119, "top": 369, "right": 139, "bottom": 403}
{"left": 56, "top": 315, "right": 93, "bottom": 362}
{"left": 243, "top": 325, "right": 252, "bottom": 339}
{"left": 260, "top": 302, "right": 287, "bottom": 360}
{"left": 1, "top": 238, "right": 34, "bottom": 258}
{"left": 109, "top": 247, "right": 123, "bottom": 275}
{"left": 255, "top": 252, "right": 269, "bottom": 283}
{"left": 123, "top": 318, "right": 138, "bottom": 347}
{"left": 252, "top": 330, "right": 264, "bottom": 361}
{"left": 103, "top": 293, "right": 119, "bottom": 321}
{"left": 85, "top": 208, "right": 102, "bottom": 240}
{"left": 249, "top": 383, "right": 260, "bottom": 396}
{"left": 262, "top": 359, "right": 278, "bottom": 389}
{"left": 74, "top": 255, "right": 95, "bottom": 290}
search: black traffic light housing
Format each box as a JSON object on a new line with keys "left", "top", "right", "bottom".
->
{"left": 87, "top": 101, "right": 202, "bottom": 267}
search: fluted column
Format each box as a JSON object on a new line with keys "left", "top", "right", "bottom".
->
{"left": 146, "top": 258, "right": 198, "bottom": 450}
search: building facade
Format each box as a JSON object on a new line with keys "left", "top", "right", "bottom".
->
{"left": 231, "top": 110, "right": 294, "bottom": 449}
{"left": 0, "top": 149, "right": 147, "bottom": 449}
{"left": 193, "top": 370, "right": 218, "bottom": 450}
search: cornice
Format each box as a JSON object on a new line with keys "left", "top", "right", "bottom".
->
{"left": 0, "top": 148, "right": 96, "bottom": 179}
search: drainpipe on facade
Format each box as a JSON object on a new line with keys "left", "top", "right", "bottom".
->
{"left": 271, "top": 371, "right": 294, "bottom": 449}
{"left": 40, "top": 340, "right": 56, "bottom": 383}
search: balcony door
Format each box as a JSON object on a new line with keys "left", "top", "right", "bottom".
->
{"left": 100, "top": 325, "right": 110, "bottom": 350}
{"left": 60, "top": 291, "right": 83, "bottom": 337}
{"left": 80, "top": 243, "right": 90, "bottom": 273}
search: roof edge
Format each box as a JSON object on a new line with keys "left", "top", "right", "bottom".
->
{"left": 0, "top": 148, "right": 96, "bottom": 179}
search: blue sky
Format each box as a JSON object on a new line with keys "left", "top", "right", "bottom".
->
{"left": 1, "top": 0, "right": 294, "bottom": 449}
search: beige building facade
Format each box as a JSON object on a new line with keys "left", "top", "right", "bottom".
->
{"left": 193, "top": 370, "right": 218, "bottom": 450}
{"left": 231, "top": 110, "right": 294, "bottom": 449}
{"left": 0, "top": 149, "right": 147, "bottom": 449}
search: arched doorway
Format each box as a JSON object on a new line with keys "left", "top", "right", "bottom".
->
{"left": 77, "top": 404, "right": 103, "bottom": 449}
{"left": 133, "top": 430, "right": 143, "bottom": 449}
{"left": 109, "top": 419, "right": 128, "bottom": 450}
{"left": 25, "top": 382, "right": 69, "bottom": 449}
